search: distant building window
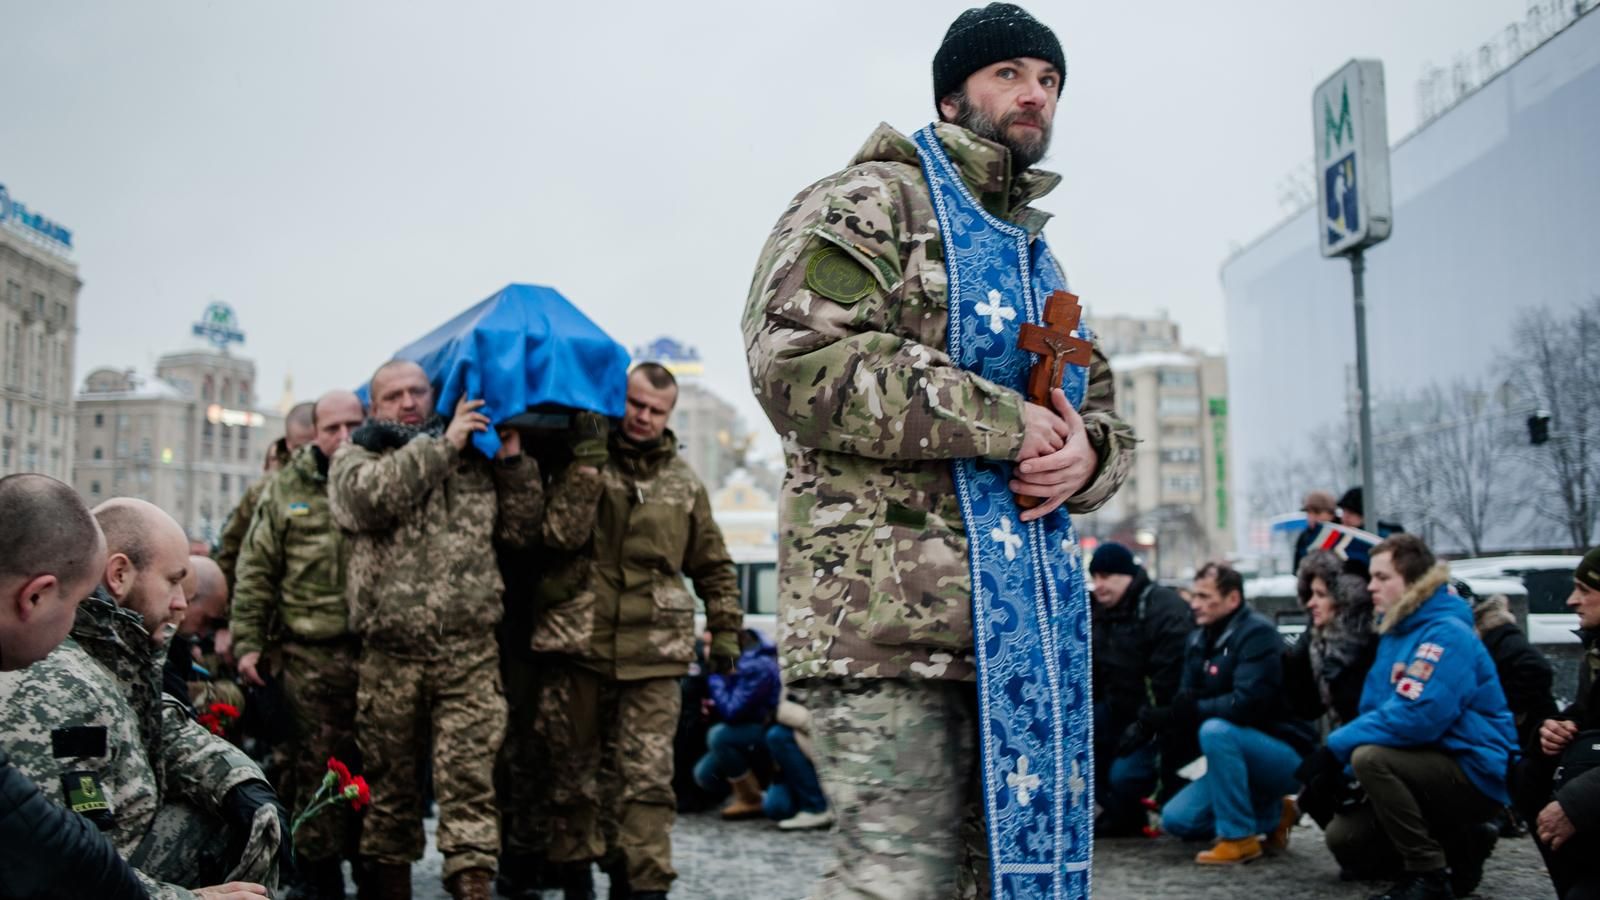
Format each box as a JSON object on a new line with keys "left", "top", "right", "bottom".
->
{"left": 1158, "top": 370, "right": 1198, "bottom": 388}
{"left": 90, "top": 480, "right": 101, "bottom": 496}
{"left": 51, "top": 414, "right": 59, "bottom": 436}
{"left": 1158, "top": 396, "right": 1200, "bottom": 416}
{"left": 94, "top": 412, "right": 105, "bottom": 428}
{"left": 1160, "top": 447, "right": 1202, "bottom": 464}
{"left": 30, "top": 293, "right": 44, "bottom": 317}
{"left": 93, "top": 447, "right": 103, "bottom": 460}
{"left": 1164, "top": 474, "right": 1202, "bottom": 494}
{"left": 221, "top": 474, "right": 231, "bottom": 494}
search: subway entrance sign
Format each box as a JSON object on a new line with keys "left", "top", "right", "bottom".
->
{"left": 1313, "top": 59, "right": 1391, "bottom": 257}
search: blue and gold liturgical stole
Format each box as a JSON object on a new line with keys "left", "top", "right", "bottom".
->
{"left": 914, "top": 124, "right": 1093, "bottom": 900}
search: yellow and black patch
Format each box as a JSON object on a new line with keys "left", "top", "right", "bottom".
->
{"left": 61, "top": 770, "right": 115, "bottom": 829}
{"left": 805, "top": 246, "right": 876, "bottom": 305}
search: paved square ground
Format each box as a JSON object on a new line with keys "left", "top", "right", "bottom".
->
{"left": 404, "top": 812, "right": 1555, "bottom": 899}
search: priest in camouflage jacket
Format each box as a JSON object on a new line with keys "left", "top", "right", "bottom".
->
{"left": 742, "top": 5, "right": 1132, "bottom": 896}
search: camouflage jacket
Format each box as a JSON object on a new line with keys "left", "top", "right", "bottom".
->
{"left": 0, "top": 590, "right": 266, "bottom": 900}
{"left": 329, "top": 432, "right": 545, "bottom": 654}
{"left": 530, "top": 430, "right": 743, "bottom": 680}
{"left": 232, "top": 445, "right": 350, "bottom": 658}
{"left": 742, "top": 122, "right": 1134, "bottom": 683}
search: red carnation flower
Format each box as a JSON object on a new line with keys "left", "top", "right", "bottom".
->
{"left": 342, "top": 775, "right": 371, "bottom": 812}
{"left": 327, "top": 757, "right": 354, "bottom": 790}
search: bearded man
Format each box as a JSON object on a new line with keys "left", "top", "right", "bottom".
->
{"left": 742, "top": 5, "right": 1133, "bottom": 898}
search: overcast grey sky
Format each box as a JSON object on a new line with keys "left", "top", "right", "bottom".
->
{"left": 3, "top": 0, "right": 1527, "bottom": 453}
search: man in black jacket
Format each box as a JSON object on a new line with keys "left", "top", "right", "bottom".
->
{"left": 1516, "top": 546, "right": 1600, "bottom": 900}
{"left": 1091, "top": 542, "right": 1194, "bottom": 835}
{"left": 1139, "top": 562, "right": 1314, "bottom": 865}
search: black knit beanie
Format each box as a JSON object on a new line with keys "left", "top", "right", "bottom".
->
{"left": 933, "top": 3, "right": 1066, "bottom": 105}
{"left": 1088, "top": 542, "right": 1139, "bottom": 578}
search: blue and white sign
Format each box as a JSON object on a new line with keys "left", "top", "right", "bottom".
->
{"left": 0, "top": 183, "right": 73, "bottom": 251}
{"left": 192, "top": 302, "right": 245, "bottom": 350}
{"left": 1313, "top": 60, "right": 1392, "bottom": 257}
{"left": 634, "top": 336, "right": 704, "bottom": 376}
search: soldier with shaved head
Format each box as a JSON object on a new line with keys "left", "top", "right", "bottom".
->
{"left": 233, "top": 388, "right": 368, "bottom": 898}
{"left": 0, "top": 494, "right": 289, "bottom": 899}
{"left": 331, "top": 361, "right": 545, "bottom": 900}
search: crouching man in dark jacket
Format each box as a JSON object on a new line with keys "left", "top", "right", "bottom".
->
{"left": 1515, "top": 546, "right": 1600, "bottom": 900}
{"left": 1133, "top": 562, "right": 1314, "bottom": 865}
{"left": 1319, "top": 534, "right": 1517, "bottom": 900}
{"left": 1092, "top": 542, "right": 1194, "bottom": 835}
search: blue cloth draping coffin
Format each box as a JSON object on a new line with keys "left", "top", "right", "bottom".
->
{"left": 370, "top": 283, "right": 631, "bottom": 456}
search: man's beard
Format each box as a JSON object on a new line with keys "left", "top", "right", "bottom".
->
{"left": 949, "top": 93, "right": 1052, "bottom": 170}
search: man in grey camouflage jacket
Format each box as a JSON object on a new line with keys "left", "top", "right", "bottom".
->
{"left": 742, "top": 4, "right": 1132, "bottom": 897}
{"left": 0, "top": 496, "right": 285, "bottom": 900}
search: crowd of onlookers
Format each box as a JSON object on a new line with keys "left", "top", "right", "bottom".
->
{"left": 1093, "top": 486, "right": 1600, "bottom": 900}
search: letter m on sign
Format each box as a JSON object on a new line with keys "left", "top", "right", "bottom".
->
{"left": 1324, "top": 84, "right": 1354, "bottom": 159}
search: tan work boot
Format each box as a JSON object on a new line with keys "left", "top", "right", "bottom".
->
{"left": 721, "top": 772, "right": 766, "bottom": 820}
{"left": 445, "top": 867, "right": 493, "bottom": 900}
{"left": 1195, "top": 835, "right": 1263, "bottom": 865}
{"left": 1265, "top": 795, "right": 1298, "bottom": 852}
{"left": 370, "top": 863, "right": 412, "bottom": 900}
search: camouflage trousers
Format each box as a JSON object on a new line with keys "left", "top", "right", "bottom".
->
{"left": 540, "top": 660, "right": 680, "bottom": 892}
{"left": 129, "top": 798, "right": 282, "bottom": 896}
{"left": 496, "top": 646, "right": 553, "bottom": 859}
{"left": 809, "top": 678, "right": 990, "bottom": 900}
{"left": 280, "top": 639, "right": 362, "bottom": 864}
{"left": 357, "top": 641, "right": 507, "bottom": 880}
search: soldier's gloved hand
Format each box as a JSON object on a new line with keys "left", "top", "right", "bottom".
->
{"left": 221, "top": 779, "right": 295, "bottom": 885}
{"left": 709, "top": 631, "right": 741, "bottom": 675}
{"left": 567, "top": 411, "right": 611, "bottom": 469}
{"left": 1114, "top": 720, "right": 1153, "bottom": 758}
{"left": 351, "top": 421, "right": 410, "bottom": 454}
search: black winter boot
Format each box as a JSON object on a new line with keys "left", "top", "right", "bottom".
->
{"left": 1368, "top": 869, "right": 1455, "bottom": 900}
{"left": 1444, "top": 821, "right": 1498, "bottom": 897}
{"left": 560, "top": 862, "right": 595, "bottom": 900}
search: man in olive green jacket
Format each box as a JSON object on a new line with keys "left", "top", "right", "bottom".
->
{"left": 215, "top": 402, "right": 314, "bottom": 595}
{"left": 232, "top": 389, "right": 365, "bottom": 898}
{"left": 535, "top": 364, "right": 743, "bottom": 899}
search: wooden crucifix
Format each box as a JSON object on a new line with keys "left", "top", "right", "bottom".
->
{"left": 1015, "top": 290, "right": 1094, "bottom": 508}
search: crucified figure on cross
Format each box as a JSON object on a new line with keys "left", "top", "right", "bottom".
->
{"left": 1014, "top": 291, "right": 1093, "bottom": 509}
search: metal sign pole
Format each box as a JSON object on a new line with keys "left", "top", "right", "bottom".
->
{"left": 1350, "top": 248, "right": 1377, "bottom": 529}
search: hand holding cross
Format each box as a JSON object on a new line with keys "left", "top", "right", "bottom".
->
{"left": 1014, "top": 291, "right": 1093, "bottom": 509}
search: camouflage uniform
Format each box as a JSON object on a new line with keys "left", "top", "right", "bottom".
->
{"left": 533, "top": 429, "right": 743, "bottom": 893}
{"left": 742, "top": 123, "right": 1133, "bottom": 898}
{"left": 233, "top": 443, "right": 360, "bottom": 864}
{"left": 0, "top": 590, "right": 280, "bottom": 900}
{"left": 329, "top": 427, "right": 544, "bottom": 880}
{"left": 496, "top": 455, "right": 605, "bottom": 867}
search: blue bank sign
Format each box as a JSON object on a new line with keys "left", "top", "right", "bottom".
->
{"left": 193, "top": 302, "right": 245, "bottom": 350}
{"left": 0, "top": 183, "right": 73, "bottom": 251}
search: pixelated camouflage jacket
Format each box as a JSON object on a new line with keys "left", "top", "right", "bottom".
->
{"left": 231, "top": 445, "right": 350, "bottom": 658}
{"left": 0, "top": 590, "right": 265, "bottom": 900}
{"left": 742, "top": 122, "right": 1134, "bottom": 683}
{"left": 529, "top": 429, "right": 743, "bottom": 680}
{"left": 329, "top": 431, "right": 545, "bottom": 654}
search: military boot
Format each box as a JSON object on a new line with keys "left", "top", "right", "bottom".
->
{"left": 371, "top": 863, "right": 412, "bottom": 900}
{"left": 560, "top": 862, "right": 595, "bottom": 900}
{"left": 446, "top": 868, "right": 494, "bottom": 900}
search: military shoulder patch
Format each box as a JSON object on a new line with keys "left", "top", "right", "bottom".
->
{"left": 287, "top": 502, "right": 311, "bottom": 517}
{"left": 805, "top": 246, "right": 876, "bottom": 305}
{"left": 61, "top": 770, "right": 115, "bottom": 829}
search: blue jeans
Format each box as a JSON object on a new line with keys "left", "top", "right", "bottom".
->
{"left": 1160, "top": 719, "right": 1302, "bottom": 840}
{"left": 763, "top": 723, "right": 827, "bottom": 818}
{"left": 693, "top": 721, "right": 766, "bottom": 795}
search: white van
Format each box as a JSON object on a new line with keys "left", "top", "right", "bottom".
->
{"left": 1449, "top": 555, "right": 1581, "bottom": 645}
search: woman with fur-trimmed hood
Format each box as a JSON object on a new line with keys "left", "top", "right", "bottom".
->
{"left": 1285, "top": 550, "right": 1378, "bottom": 725}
